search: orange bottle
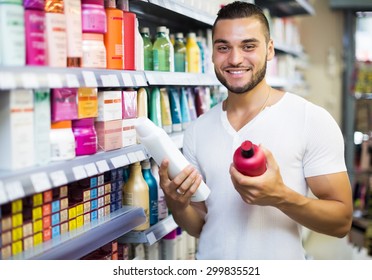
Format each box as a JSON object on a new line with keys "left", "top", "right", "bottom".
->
{"left": 104, "top": 0, "right": 124, "bottom": 69}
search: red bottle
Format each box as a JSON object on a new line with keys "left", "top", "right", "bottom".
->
{"left": 233, "top": 140, "right": 267, "bottom": 176}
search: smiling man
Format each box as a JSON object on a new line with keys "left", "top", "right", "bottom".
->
{"left": 158, "top": 1, "right": 352, "bottom": 259}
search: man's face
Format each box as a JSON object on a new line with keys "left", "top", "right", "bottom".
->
{"left": 212, "top": 17, "right": 274, "bottom": 94}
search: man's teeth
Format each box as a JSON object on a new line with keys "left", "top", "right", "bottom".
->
{"left": 229, "top": 70, "right": 245, "bottom": 74}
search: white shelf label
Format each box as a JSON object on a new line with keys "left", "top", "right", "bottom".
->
{"left": 101, "top": 74, "right": 120, "bottom": 87}
{"left": 96, "top": 160, "right": 110, "bottom": 173}
{"left": 47, "top": 73, "right": 63, "bottom": 88}
{"left": 21, "top": 73, "right": 39, "bottom": 88}
{"left": 135, "top": 150, "right": 146, "bottom": 161}
{"left": 5, "top": 181, "right": 25, "bottom": 201}
{"left": 50, "top": 170, "right": 68, "bottom": 187}
{"left": 0, "top": 72, "right": 16, "bottom": 89}
{"left": 0, "top": 181, "right": 8, "bottom": 205}
{"left": 73, "top": 165, "right": 87, "bottom": 181}
{"left": 31, "top": 172, "right": 52, "bottom": 193}
{"left": 110, "top": 155, "right": 129, "bottom": 168}
{"left": 146, "top": 232, "right": 157, "bottom": 246}
{"left": 82, "top": 71, "right": 98, "bottom": 87}
{"left": 145, "top": 72, "right": 156, "bottom": 84}
{"left": 121, "top": 73, "right": 134, "bottom": 87}
{"left": 134, "top": 74, "right": 147, "bottom": 86}
{"left": 84, "top": 163, "right": 98, "bottom": 177}
{"left": 127, "top": 152, "right": 138, "bottom": 163}
{"left": 65, "top": 74, "right": 80, "bottom": 88}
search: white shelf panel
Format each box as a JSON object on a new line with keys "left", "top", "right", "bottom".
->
{"left": 145, "top": 71, "right": 221, "bottom": 86}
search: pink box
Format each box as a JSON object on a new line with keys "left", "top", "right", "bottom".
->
{"left": 122, "top": 90, "right": 137, "bottom": 119}
{"left": 95, "top": 120, "right": 122, "bottom": 151}
{"left": 51, "top": 88, "right": 78, "bottom": 121}
{"left": 25, "top": 10, "right": 46, "bottom": 66}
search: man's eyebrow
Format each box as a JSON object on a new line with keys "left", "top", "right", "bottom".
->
{"left": 213, "top": 38, "right": 260, "bottom": 44}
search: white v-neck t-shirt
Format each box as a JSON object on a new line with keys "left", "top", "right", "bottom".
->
{"left": 182, "top": 92, "right": 347, "bottom": 259}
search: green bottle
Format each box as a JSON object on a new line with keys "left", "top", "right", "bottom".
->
{"left": 174, "top": 32, "right": 186, "bottom": 72}
{"left": 153, "top": 26, "right": 173, "bottom": 72}
{"left": 140, "top": 27, "right": 153, "bottom": 71}
{"left": 149, "top": 87, "right": 162, "bottom": 127}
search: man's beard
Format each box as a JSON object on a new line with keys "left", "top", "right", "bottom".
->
{"left": 215, "top": 60, "right": 267, "bottom": 94}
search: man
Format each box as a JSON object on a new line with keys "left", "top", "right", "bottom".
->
{"left": 159, "top": 1, "right": 352, "bottom": 259}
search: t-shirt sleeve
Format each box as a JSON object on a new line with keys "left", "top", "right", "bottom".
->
{"left": 303, "top": 103, "right": 347, "bottom": 177}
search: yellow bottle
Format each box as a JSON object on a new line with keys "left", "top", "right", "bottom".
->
{"left": 123, "top": 162, "right": 150, "bottom": 231}
{"left": 186, "top": 32, "right": 200, "bottom": 73}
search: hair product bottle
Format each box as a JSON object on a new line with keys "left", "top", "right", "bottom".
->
{"left": 135, "top": 117, "right": 210, "bottom": 202}
{"left": 174, "top": 32, "right": 186, "bottom": 72}
{"left": 123, "top": 162, "right": 150, "bottom": 231}
{"left": 153, "top": 26, "right": 173, "bottom": 72}
{"left": 233, "top": 140, "right": 267, "bottom": 176}
{"left": 140, "top": 27, "right": 153, "bottom": 71}
{"left": 141, "top": 159, "right": 158, "bottom": 226}
{"left": 186, "top": 32, "right": 200, "bottom": 73}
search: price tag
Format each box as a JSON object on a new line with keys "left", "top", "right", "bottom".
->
{"left": 84, "top": 163, "right": 98, "bottom": 177}
{"left": 127, "top": 152, "right": 138, "bottom": 163}
{"left": 110, "top": 155, "right": 129, "bottom": 168}
{"left": 0, "top": 72, "right": 16, "bottom": 89}
{"left": 82, "top": 71, "right": 98, "bottom": 87}
{"left": 31, "top": 172, "right": 52, "bottom": 193}
{"left": 47, "top": 73, "right": 63, "bottom": 88}
{"left": 21, "top": 73, "right": 39, "bottom": 88}
{"left": 121, "top": 73, "right": 134, "bottom": 87}
{"left": 96, "top": 160, "right": 110, "bottom": 173}
{"left": 0, "top": 181, "right": 9, "bottom": 205}
{"left": 134, "top": 74, "right": 147, "bottom": 86}
{"left": 65, "top": 74, "right": 80, "bottom": 88}
{"left": 135, "top": 150, "right": 146, "bottom": 161}
{"left": 49, "top": 170, "right": 68, "bottom": 187}
{"left": 146, "top": 232, "right": 157, "bottom": 246}
{"left": 145, "top": 72, "right": 156, "bottom": 85}
{"left": 73, "top": 165, "right": 87, "bottom": 181}
{"left": 101, "top": 74, "right": 120, "bottom": 87}
{"left": 5, "top": 181, "right": 25, "bottom": 201}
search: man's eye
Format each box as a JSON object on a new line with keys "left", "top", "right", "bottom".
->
{"left": 217, "top": 46, "right": 229, "bottom": 52}
{"left": 244, "top": 45, "right": 255, "bottom": 51}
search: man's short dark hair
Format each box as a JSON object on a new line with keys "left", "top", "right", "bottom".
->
{"left": 212, "top": 1, "right": 270, "bottom": 43}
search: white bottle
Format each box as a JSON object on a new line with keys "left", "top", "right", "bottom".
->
{"left": 135, "top": 116, "right": 210, "bottom": 202}
{"left": 135, "top": 18, "right": 144, "bottom": 71}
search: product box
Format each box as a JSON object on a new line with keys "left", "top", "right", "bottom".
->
{"left": 122, "top": 90, "right": 137, "bottom": 119}
{"left": 51, "top": 88, "right": 78, "bottom": 121}
{"left": 45, "top": 12, "right": 67, "bottom": 67}
{"left": 33, "top": 89, "right": 51, "bottom": 165}
{"left": 95, "top": 120, "right": 122, "bottom": 151}
{"left": 25, "top": 9, "right": 46, "bottom": 66}
{"left": 78, "top": 87, "right": 98, "bottom": 118}
{"left": 97, "top": 90, "right": 122, "bottom": 121}
{"left": 122, "top": 118, "right": 137, "bottom": 147}
{"left": 0, "top": 90, "right": 34, "bottom": 170}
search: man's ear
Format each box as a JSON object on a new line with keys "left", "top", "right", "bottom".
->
{"left": 267, "top": 38, "right": 275, "bottom": 61}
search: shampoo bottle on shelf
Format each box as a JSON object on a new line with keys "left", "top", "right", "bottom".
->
{"left": 186, "top": 32, "right": 200, "bottom": 73}
{"left": 233, "top": 140, "right": 267, "bottom": 176}
{"left": 123, "top": 162, "right": 150, "bottom": 231}
{"left": 135, "top": 117, "right": 211, "bottom": 202}
{"left": 174, "top": 32, "right": 186, "bottom": 72}
{"left": 135, "top": 18, "right": 144, "bottom": 71}
{"left": 153, "top": 26, "right": 173, "bottom": 72}
{"left": 141, "top": 159, "right": 159, "bottom": 226}
{"left": 140, "top": 27, "right": 153, "bottom": 71}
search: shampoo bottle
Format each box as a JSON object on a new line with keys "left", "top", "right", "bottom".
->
{"left": 141, "top": 159, "right": 158, "bottom": 226}
{"left": 140, "top": 27, "right": 153, "bottom": 71}
{"left": 233, "top": 140, "right": 267, "bottom": 176}
{"left": 135, "top": 117, "right": 211, "bottom": 202}
{"left": 123, "top": 162, "right": 150, "bottom": 231}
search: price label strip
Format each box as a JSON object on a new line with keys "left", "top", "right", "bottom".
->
{"left": 21, "top": 73, "right": 39, "bottom": 88}
{"left": 135, "top": 150, "right": 147, "bottom": 161}
{"left": 126, "top": 152, "right": 138, "bottom": 163}
{"left": 110, "top": 155, "right": 129, "bottom": 168}
{"left": 121, "top": 73, "right": 134, "bottom": 87}
{"left": 65, "top": 74, "right": 80, "bottom": 88}
{"left": 82, "top": 71, "right": 98, "bottom": 87}
{"left": 50, "top": 170, "right": 68, "bottom": 187}
{"left": 31, "top": 172, "right": 52, "bottom": 193}
{"left": 101, "top": 74, "right": 120, "bottom": 87}
{"left": 73, "top": 165, "right": 88, "bottom": 181}
{"left": 146, "top": 232, "right": 157, "bottom": 246}
{"left": 0, "top": 181, "right": 8, "bottom": 205}
{"left": 5, "top": 181, "right": 25, "bottom": 201}
{"left": 84, "top": 163, "right": 98, "bottom": 177}
{"left": 0, "top": 72, "right": 17, "bottom": 89}
{"left": 47, "top": 73, "right": 63, "bottom": 88}
{"left": 96, "top": 160, "right": 110, "bottom": 173}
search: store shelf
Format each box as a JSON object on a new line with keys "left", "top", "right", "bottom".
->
{"left": 349, "top": 216, "right": 370, "bottom": 249}
{"left": 0, "top": 66, "right": 147, "bottom": 90}
{"left": 274, "top": 42, "right": 304, "bottom": 57}
{"left": 255, "top": 0, "right": 315, "bottom": 17}
{"left": 10, "top": 206, "right": 146, "bottom": 260}
{"left": 130, "top": 0, "right": 215, "bottom": 32}
{"left": 118, "top": 214, "right": 177, "bottom": 245}
{"left": 0, "top": 144, "right": 149, "bottom": 206}
{"left": 145, "top": 71, "right": 221, "bottom": 86}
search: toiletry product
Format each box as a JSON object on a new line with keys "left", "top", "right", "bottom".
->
{"left": 81, "top": 33, "right": 107, "bottom": 68}
{"left": 50, "top": 120, "right": 76, "bottom": 161}
{"left": 24, "top": 0, "right": 44, "bottom": 10}
{"left": 168, "top": 87, "right": 182, "bottom": 132}
{"left": 51, "top": 88, "right": 78, "bottom": 121}
{"left": 77, "top": 87, "right": 98, "bottom": 119}
{"left": 104, "top": 0, "right": 124, "bottom": 69}
{"left": 161, "top": 229, "right": 177, "bottom": 260}
{"left": 45, "top": 12, "right": 67, "bottom": 67}
{"left": 160, "top": 88, "right": 172, "bottom": 134}
{"left": 119, "top": 1, "right": 136, "bottom": 70}
{"left": 150, "top": 160, "right": 168, "bottom": 220}
{"left": 186, "top": 32, "right": 200, "bottom": 73}
{"left": 135, "top": 117, "right": 211, "bottom": 202}
{"left": 0, "top": 90, "right": 34, "bottom": 170}
{"left": 179, "top": 87, "right": 191, "bottom": 130}
{"left": 122, "top": 118, "right": 136, "bottom": 147}
{"left": 140, "top": 27, "right": 153, "bottom": 71}
{"left": 174, "top": 32, "right": 186, "bottom": 72}
{"left": 136, "top": 87, "right": 148, "bottom": 118}
{"left": 95, "top": 119, "right": 122, "bottom": 151}
{"left": 141, "top": 159, "right": 158, "bottom": 226}
{"left": 123, "top": 162, "right": 149, "bottom": 231}
{"left": 25, "top": 9, "right": 46, "bottom": 65}
{"left": 0, "top": 2, "right": 25, "bottom": 66}
{"left": 97, "top": 90, "right": 122, "bottom": 121}
{"left": 72, "top": 118, "right": 98, "bottom": 156}
{"left": 186, "top": 87, "right": 197, "bottom": 121}
{"left": 122, "top": 89, "right": 137, "bottom": 119}
{"left": 81, "top": 3, "right": 107, "bottom": 34}
{"left": 135, "top": 18, "right": 144, "bottom": 71}
{"left": 233, "top": 140, "right": 267, "bottom": 176}
{"left": 64, "top": 0, "right": 83, "bottom": 67}
{"left": 149, "top": 87, "right": 162, "bottom": 127}
{"left": 44, "top": 0, "right": 63, "bottom": 13}
{"left": 153, "top": 26, "right": 173, "bottom": 72}
{"left": 33, "top": 89, "right": 51, "bottom": 165}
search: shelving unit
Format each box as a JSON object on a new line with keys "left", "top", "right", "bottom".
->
{"left": 255, "top": 0, "right": 315, "bottom": 17}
